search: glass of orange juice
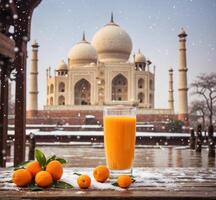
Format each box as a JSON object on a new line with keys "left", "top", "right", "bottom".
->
{"left": 103, "top": 106, "right": 136, "bottom": 177}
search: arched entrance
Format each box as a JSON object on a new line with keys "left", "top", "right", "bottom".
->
{"left": 112, "top": 74, "right": 128, "bottom": 101}
{"left": 74, "top": 79, "right": 91, "bottom": 105}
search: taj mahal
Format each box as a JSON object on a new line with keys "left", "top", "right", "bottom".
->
{"left": 27, "top": 14, "right": 189, "bottom": 125}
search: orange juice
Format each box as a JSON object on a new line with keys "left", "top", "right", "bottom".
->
{"left": 103, "top": 116, "right": 136, "bottom": 170}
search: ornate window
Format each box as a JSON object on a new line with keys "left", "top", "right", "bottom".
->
{"left": 74, "top": 79, "right": 91, "bottom": 105}
{"left": 138, "top": 78, "right": 144, "bottom": 89}
{"left": 59, "top": 82, "right": 65, "bottom": 92}
{"left": 112, "top": 74, "right": 128, "bottom": 101}
{"left": 50, "top": 84, "right": 54, "bottom": 93}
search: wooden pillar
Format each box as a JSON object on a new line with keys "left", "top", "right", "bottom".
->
{"left": 208, "top": 125, "right": 215, "bottom": 157}
{"left": 195, "top": 124, "right": 202, "bottom": 153}
{"left": 0, "top": 61, "right": 9, "bottom": 167}
{"left": 28, "top": 133, "right": 36, "bottom": 160}
{"left": 14, "top": 40, "right": 27, "bottom": 166}
{"left": 189, "top": 128, "right": 195, "bottom": 149}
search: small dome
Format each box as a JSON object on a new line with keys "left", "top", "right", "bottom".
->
{"left": 90, "top": 62, "right": 96, "bottom": 66}
{"left": 68, "top": 33, "right": 97, "bottom": 66}
{"left": 92, "top": 13, "right": 132, "bottom": 63}
{"left": 56, "top": 60, "right": 68, "bottom": 70}
{"left": 135, "top": 50, "right": 146, "bottom": 63}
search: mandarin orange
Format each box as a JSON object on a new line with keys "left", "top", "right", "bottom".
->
{"left": 46, "top": 160, "right": 63, "bottom": 181}
{"left": 35, "top": 171, "right": 53, "bottom": 187}
{"left": 12, "top": 169, "right": 32, "bottom": 187}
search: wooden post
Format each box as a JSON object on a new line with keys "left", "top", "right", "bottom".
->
{"left": 0, "top": 62, "right": 9, "bottom": 167}
{"left": 195, "top": 124, "right": 202, "bottom": 152}
{"left": 208, "top": 125, "right": 215, "bottom": 157}
{"left": 189, "top": 128, "right": 195, "bottom": 149}
{"left": 12, "top": 0, "right": 42, "bottom": 167}
{"left": 28, "top": 132, "right": 36, "bottom": 160}
{"left": 14, "top": 40, "right": 27, "bottom": 166}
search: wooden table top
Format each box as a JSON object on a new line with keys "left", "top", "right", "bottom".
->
{"left": 0, "top": 167, "right": 216, "bottom": 200}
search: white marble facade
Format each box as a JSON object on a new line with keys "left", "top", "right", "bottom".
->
{"left": 45, "top": 15, "right": 155, "bottom": 109}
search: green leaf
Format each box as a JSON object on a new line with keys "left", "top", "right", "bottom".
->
{"left": 14, "top": 160, "right": 32, "bottom": 170}
{"left": 55, "top": 157, "right": 67, "bottom": 164}
{"left": 28, "top": 183, "right": 43, "bottom": 191}
{"left": 52, "top": 181, "right": 73, "bottom": 189}
{"left": 73, "top": 172, "right": 82, "bottom": 176}
{"left": 132, "top": 178, "right": 136, "bottom": 183}
{"left": 111, "top": 182, "right": 118, "bottom": 186}
{"left": 35, "top": 149, "right": 46, "bottom": 167}
{"left": 14, "top": 166, "right": 25, "bottom": 171}
{"left": 46, "top": 155, "right": 56, "bottom": 165}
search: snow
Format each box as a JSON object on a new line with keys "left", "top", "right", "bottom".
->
{"left": 7, "top": 129, "right": 216, "bottom": 138}
{"left": 1, "top": 168, "right": 216, "bottom": 191}
{"left": 85, "top": 115, "right": 95, "bottom": 118}
{"left": 7, "top": 130, "right": 191, "bottom": 137}
{"left": 136, "top": 124, "right": 154, "bottom": 128}
{"left": 9, "top": 124, "right": 102, "bottom": 128}
{"left": 81, "top": 125, "right": 101, "bottom": 128}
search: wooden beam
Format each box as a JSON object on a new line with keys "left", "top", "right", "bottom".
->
{"left": 0, "top": 33, "right": 15, "bottom": 59}
{"left": 0, "top": 61, "right": 9, "bottom": 167}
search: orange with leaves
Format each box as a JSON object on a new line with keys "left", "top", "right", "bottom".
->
{"left": 12, "top": 169, "right": 32, "bottom": 187}
{"left": 11, "top": 149, "right": 68, "bottom": 189}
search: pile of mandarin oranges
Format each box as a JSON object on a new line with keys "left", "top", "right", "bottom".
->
{"left": 12, "top": 149, "right": 133, "bottom": 190}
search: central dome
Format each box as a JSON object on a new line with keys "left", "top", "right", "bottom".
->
{"left": 92, "top": 14, "right": 132, "bottom": 63}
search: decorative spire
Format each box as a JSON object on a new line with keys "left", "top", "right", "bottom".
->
{"left": 32, "top": 39, "right": 39, "bottom": 48}
{"left": 178, "top": 27, "right": 187, "bottom": 38}
{"left": 82, "top": 31, "right": 86, "bottom": 41}
{"left": 169, "top": 67, "right": 173, "bottom": 72}
{"left": 110, "top": 12, "right": 114, "bottom": 23}
{"left": 133, "top": 53, "right": 135, "bottom": 62}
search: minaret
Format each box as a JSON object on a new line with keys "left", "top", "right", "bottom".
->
{"left": 168, "top": 68, "right": 174, "bottom": 111}
{"left": 178, "top": 28, "right": 188, "bottom": 122}
{"left": 28, "top": 40, "right": 39, "bottom": 116}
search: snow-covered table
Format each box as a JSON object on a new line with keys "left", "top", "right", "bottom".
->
{"left": 0, "top": 168, "right": 216, "bottom": 199}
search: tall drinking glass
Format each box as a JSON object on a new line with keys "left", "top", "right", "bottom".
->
{"left": 103, "top": 106, "right": 136, "bottom": 178}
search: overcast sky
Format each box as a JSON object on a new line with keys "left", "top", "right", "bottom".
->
{"left": 26, "top": 0, "right": 216, "bottom": 111}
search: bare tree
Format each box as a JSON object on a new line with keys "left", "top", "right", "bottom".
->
{"left": 189, "top": 100, "right": 208, "bottom": 128}
{"left": 191, "top": 73, "right": 216, "bottom": 126}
